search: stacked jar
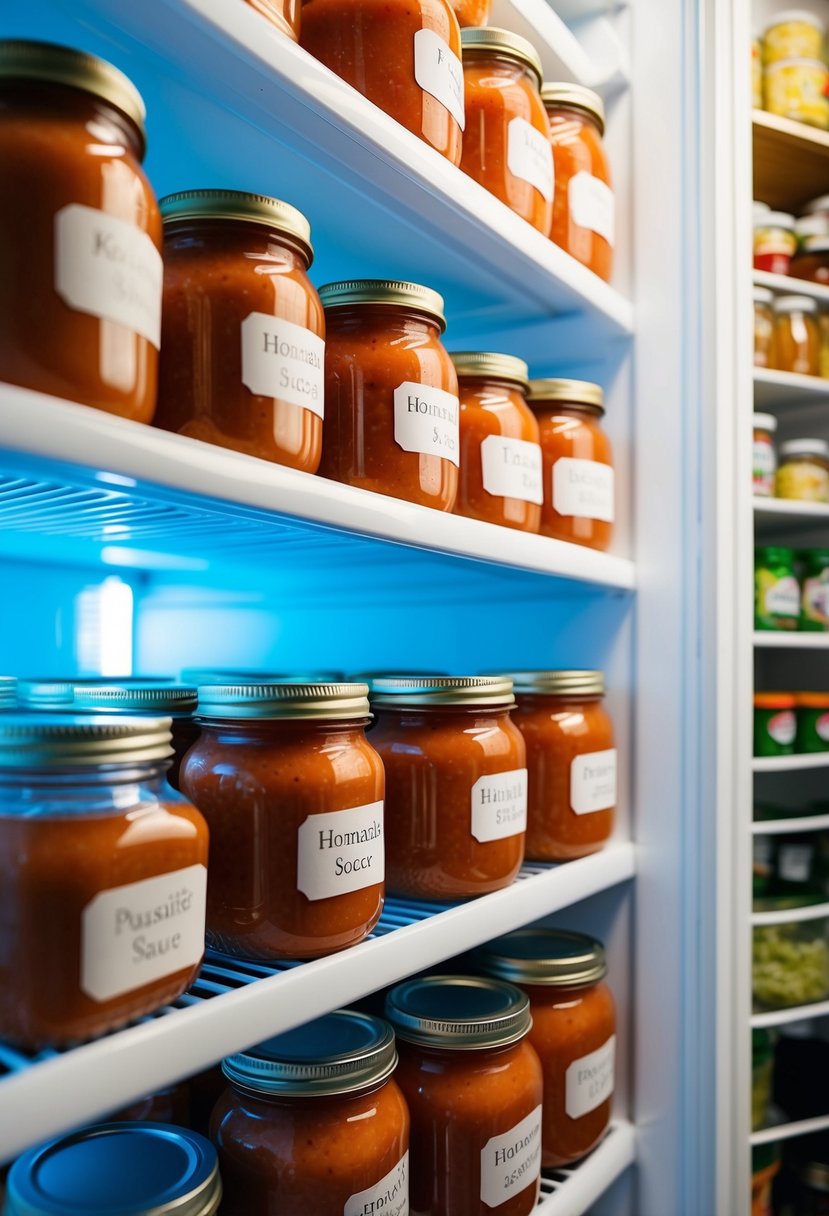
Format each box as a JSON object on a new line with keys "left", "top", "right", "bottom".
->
{"left": 760, "top": 12, "right": 829, "bottom": 130}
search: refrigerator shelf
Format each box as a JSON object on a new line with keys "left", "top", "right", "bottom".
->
{"left": 754, "top": 497, "right": 829, "bottom": 521}
{"left": 753, "top": 368, "right": 829, "bottom": 410}
{"left": 753, "top": 632, "right": 829, "bottom": 648}
{"left": 750, "top": 1111, "right": 829, "bottom": 1147}
{"left": 753, "top": 109, "right": 829, "bottom": 213}
{"left": 537, "top": 1122, "right": 635, "bottom": 1213}
{"left": 753, "top": 753, "right": 829, "bottom": 773}
{"left": 752, "top": 813, "right": 829, "bottom": 835}
{"left": 752, "top": 997, "right": 829, "bottom": 1029}
{"left": 0, "top": 385, "right": 635, "bottom": 588}
{"left": 0, "top": 844, "right": 634, "bottom": 1163}
{"left": 751, "top": 900, "right": 829, "bottom": 927}
{"left": 753, "top": 271, "right": 829, "bottom": 307}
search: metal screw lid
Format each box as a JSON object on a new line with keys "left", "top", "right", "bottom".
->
{"left": 802, "top": 193, "right": 829, "bottom": 215}
{"left": 370, "top": 675, "right": 514, "bottom": 708}
{"left": 0, "top": 40, "right": 147, "bottom": 151}
{"left": 460, "top": 28, "right": 543, "bottom": 88}
{"left": 475, "top": 928, "right": 608, "bottom": 988}
{"left": 222, "top": 1011, "right": 397, "bottom": 1098}
{"left": 780, "top": 438, "right": 829, "bottom": 459}
{"left": 449, "top": 352, "right": 529, "bottom": 388}
{"left": 318, "top": 280, "right": 446, "bottom": 331}
{"left": 773, "top": 294, "right": 818, "bottom": 313}
{"left": 0, "top": 714, "right": 173, "bottom": 767}
{"left": 0, "top": 676, "right": 16, "bottom": 709}
{"left": 800, "top": 236, "right": 829, "bottom": 253}
{"left": 526, "top": 378, "right": 604, "bottom": 414}
{"left": 18, "top": 679, "right": 194, "bottom": 716}
{"left": 754, "top": 211, "right": 795, "bottom": 228}
{"left": 386, "top": 975, "right": 532, "bottom": 1050}
{"left": 196, "top": 681, "right": 370, "bottom": 721}
{"left": 160, "top": 190, "right": 313, "bottom": 266}
{"left": 753, "top": 413, "right": 777, "bottom": 431}
{"left": 540, "top": 82, "right": 605, "bottom": 134}
{"left": 499, "top": 670, "right": 605, "bottom": 696}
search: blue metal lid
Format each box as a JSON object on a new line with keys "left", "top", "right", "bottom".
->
{"left": 5, "top": 1122, "right": 221, "bottom": 1215}
{"left": 17, "top": 678, "right": 189, "bottom": 715}
{"left": 0, "top": 676, "right": 16, "bottom": 709}
{"left": 222, "top": 1010, "right": 397, "bottom": 1097}
{"left": 386, "top": 975, "right": 531, "bottom": 1050}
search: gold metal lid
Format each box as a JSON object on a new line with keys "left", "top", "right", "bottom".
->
{"left": 160, "top": 190, "right": 314, "bottom": 265}
{"left": 476, "top": 928, "right": 607, "bottom": 987}
{"left": 196, "top": 681, "right": 370, "bottom": 721}
{"left": 386, "top": 975, "right": 532, "bottom": 1050}
{"left": 501, "top": 670, "right": 605, "bottom": 696}
{"left": 450, "top": 352, "right": 529, "bottom": 387}
{"left": 540, "top": 82, "right": 605, "bottom": 134}
{"left": 370, "top": 675, "right": 514, "bottom": 708}
{"left": 0, "top": 714, "right": 173, "bottom": 767}
{"left": 318, "top": 280, "right": 446, "bottom": 330}
{"left": 0, "top": 40, "right": 146, "bottom": 148}
{"left": 72, "top": 683, "right": 197, "bottom": 716}
{"left": 460, "top": 28, "right": 543, "bottom": 88}
{"left": 526, "top": 378, "right": 604, "bottom": 413}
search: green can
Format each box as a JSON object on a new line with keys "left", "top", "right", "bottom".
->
{"left": 755, "top": 547, "right": 800, "bottom": 630}
{"left": 799, "top": 547, "right": 829, "bottom": 630}
{"left": 754, "top": 693, "right": 796, "bottom": 756}
{"left": 795, "top": 693, "right": 829, "bottom": 752}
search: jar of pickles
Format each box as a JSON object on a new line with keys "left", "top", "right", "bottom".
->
{"left": 754, "top": 693, "right": 797, "bottom": 757}
{"left": 771, "top": 295, "right": 820, "bottom": 376}
{"left": 755, "top": 546, "right": 800, "bottom": 630}
{"left": 754, "top": 211, "right": 796, "bottom": 274}
{"left": 795, "top": 693, "right": 829, "bottom": 752}
{"left": 753, "top": 413, "right": 777, "bottom": 494}
{"left": 776, "top": 439, "right": 829, "bottom": 501}
{"left": 801, "top": 548, "right": 829, "bottom": 629}
{"left": 753, "top": 290, "right": 775, "bottom": 369}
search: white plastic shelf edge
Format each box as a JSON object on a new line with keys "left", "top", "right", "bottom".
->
{"left": 751, "top": 1112, "right": 829, "bottom": 1146}
{"left": 751, "top": 997, "right": 829, "bottom": 1028}
{"left": 754, "top": 270, "right": 829, "bottom": 305}
{"left": 536, "top": 1122, "right": 636, "bottom": 1214}
{"left": 753, "top": 497, "right": 829, "bottom": 519}
{"left": 752, "top": 813, "right": 829, "bottom": 834}
{"left": 752, "top": 753, "right": 829, "bottom": 772}
{"left": 753, "top": 631, "right": 829, "bottom": 648}
{"left": 753, "top": 368, "right": 829, "bottom": 408}
{"left": 751, "top": 900, "right": 829, "bottom": 927}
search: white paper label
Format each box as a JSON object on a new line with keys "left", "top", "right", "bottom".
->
{"left": 394, "top": 381, "right": 460, "bottom": 466}
{"left": 54, "top": 204, "right": 162, "bottom": 347}
{"left": 565, "top": 1036, "right": 615, "bottom": 1119}
{"left": 413, "top": 29, "right": 465, "bottom": 129}
{"left": 765, "top": 576, "right": 800, "bottom": 618}
{"left": 470, "top": 768, "right": 528, "bottom": 843}
{"left": 570, "top": 748, "right": 617, "bottom": 816}
{"left": 240, "top": 312, "right": 325, "bottom": 417}
{"left": 81, "top": 864, "right": 207, "bottom": 1002}
{"left": 480, "top": 436, "right": 543, "bottom": 504}
{"left": 553, "top": 458, "right": 615, "bottom": 522}
{"left": 778, "top": 844, "right": 813, "bottom": 883}
{"left": 568, "top": 172, "right": 615, "bottom": 245}
{"left": 345, "top": 1152, "right": 408, "bottom": 1216}
{"left": 507, "top": 118, "right": 554, "bottom": 202}
{"left": 297, "top": 802, "right": 384, "bottom": 902}
{"left": 480, "top": 1105, "right": 542, "bottom": 1208}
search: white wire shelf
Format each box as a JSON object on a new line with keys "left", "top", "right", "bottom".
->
{"left": 751, "top": 900, "right": 829, "bottom": 927}
{"left": 754, "top": 270, "right": 829, "bottom": 306}
{"left": 753, "top": 753, "right": 829, "bottom": 773}
{"left": 752, "top": 997, "right": 829, "bottom": 1029}
{"left": 754, "top": 632, "right": 829, "bottom": 648}
{"left": 752, "top": 813, "right": 829, "bottom": 834}
{"left": 751, "top": 1111, "right": 829, "bottom": 1147}
{"left": 0, "top": 843, "right": 635, "bottom": 1164}
{"left": 537, "top": 1122, "right": 635, "bottom": 1213}
{"left": 753, "top": 368, "right": 829, "bottom": 409}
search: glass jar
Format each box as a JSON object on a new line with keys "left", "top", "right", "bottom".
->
{"left": 212, "top": 1010, "right": 409, "bottom": 1216}
{"left": 776, "top": 439, "right": 829, "bottom": 501}
{"left": 791, "top": 236, "right": 829, "bottom": 285}
{"left": 763, "top": 12, "right": 825, "bottom": 64}
{"left": 752, "top": 1029, "right": 773, "bottom": 1131}
{"left": 771, "top": 295, "right": 820, "bottom": 376}
{"left": 527, "top": 378, "right": 614, "bottom": 551}
{"left": 542, "top": 83, "right": 614, "bottom": 282}
{"left": 154, "top": 190, "right": 324, "bottom": 472}
{"left": 6, "top": 1123, "right": 222, "bottom": 1215}
{"left": 459, "top": 29, "right": 553, "bottom": 234}
{"left": 300, "top": 0, "right": 463, "bottom": 164}
{"left": 0, "top": 41, "right": 162, "bottom": 420}
{"left": 795, "top": 214, "right": 829, "bottom": 246}
{"left": 0, "top": 676, "right": 15, "bottom": 709}
{"left": 764, "top": 58, "right": 829, "bottom": 129}
{"left": 755, "top": 546, "right": 800, "bottom": 630}
{"left": 800, "top": 548, "right": 829, "bottom": 629}
{"left": 476, "top": 929, "right": 616, "bottom": 1167}
{"left": 754, "top": 693, "right": 797, "bottom": 757}
{"left": 796, "top": 693, "right": 829, "bottom": 752}
{"left": 244, "top": 0, "right": 300, "bottom": 38}
{"left": 386, "top": 975, "right": 543, "bottom": 1215}
{"left": 753, "top": 412, "right": 778, "bottom": 494}
{"left": 451, "top": 0, "right": 489, "bottom": 25}
{"left": 505, "top": 670, "right": 616, "bottom": 862}
{"left": 111, "top": 1082, "right": 190, "bottom": 1124}
{"left": 754, "top": 211, "right": 797, "bottom": 274}
{"left": 772, "top": 830, "right": 823, "bottom": 893}
{"left": 0, "top": 715, "right": 208, "bottom": 1048}
{"left": 318, "top": 280, "right": 460, "bottom": 511}
{"left": 754, "top": 290, "right": 775, "bottom": 369}
{"left": 753, "top": 905, "right": 829, "bottom": 1008}
{"left": 180, "top": 681, "right": 384, "bottom": 960}
{"left": 369, "top": 677, "right": 527, "bottom": 899}
{"left": 451, "top": 352, "right": 542, "bottom": 532}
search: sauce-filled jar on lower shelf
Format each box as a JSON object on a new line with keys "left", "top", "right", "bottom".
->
{"left": 369, "top": 676, "right": 527, "bottom": 899}
{"left": 771, "top": 295, "right": 820, "bottom": 376}
{"left": 387, "top": 975, "right": 543, "bottom": 1216}
{"left": 155, "top": 190, "right": 324, "bottom": 471}
{"left": 212, "top": 1010, "right": 409, "bottom": 1216}
{"left": 180, "top": 681, "right": 384, "bottom": 960}
{"left": 318, "top": 280, "right": 460, "bottom": 511}
{"left": 476, "top": 928, "right": 616, "bottom": 1167}
{"left": 0, "top": 40, "right": 162, "bottom": 421}
{"left": 0, "top": 715, "right": 208, "bottom": 1048}
{"left": 451, "top": 351, "right": 542, "bottom": 532}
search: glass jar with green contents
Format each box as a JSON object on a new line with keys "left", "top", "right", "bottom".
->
{"left": 752, "top": 901, "right": 829, "bottom": 1009}
{"left": 800, "top": 548, "right": 829, "bottom": 630}
{"left": 754, "top": 693, "right": 796, "bottom": 756}
{"left": 752, "top": 1029, "right": 773, "bottom": 1131}
{"left": 755, "top": 546, "right": 800, "bottom": 630}
{"left": 795, "top": 693, "right": 829, "bottom": 752}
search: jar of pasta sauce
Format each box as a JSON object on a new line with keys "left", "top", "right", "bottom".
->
{"left": 771, "top": 295, "right": 820, "bottom": 376}
{"left": 476, "top": 928, "right": 616, "bottom": 1167}
{"left": 505, "top": 670, "right": 616, "bottom": 862}
{"left": 0, "top": 715, "right": 208, "bottom": 1048}
{"left": 181, "top": 681, "right": 384, "bottom": 960}
{"left": 155, "top": 190, "right": 324, "bottom": 472}
{"left": 451, "top": 0, "right": 490, "bottom": 25}
{"left": 244, "top": 0, "right": 300, "bottom": 38}
{"left": 386, "top": 974, "right": 543, "bottom": 1216}
{"left": 212, "top": 1010, "right": 409, "bottom": 1216}
{"left": 300, "top": 0, "right": 463, "bottom": 163}
{"left": 451, "top": 352, "right": 542, "bottom": 532}
{"left": 460, "top": 29, "right": 553, "bottom": 234}
{"left": 369, "top": 677, "right": 527, "bottom": 899}
{"left": 542, "top": 83, "right": 614, "bottom": 282}
{"left": 527, "top": 378, "right": 614, "bottom": 551}
{"left": 0, "top": 41, "right": 162, "bottom": 421}
{"left": 753, "top": 413, "right": 777, "bottom": 496}
{"left": 754, "top": 211, "right": 796, "bottom": 274}
{"left": 319, "top": 280, "right": 460, "bottom": 511}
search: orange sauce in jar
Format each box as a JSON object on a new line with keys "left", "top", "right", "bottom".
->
{"left": 0, "top": 41, "right": 162, "bottom": 421}
{"left": 542, "top": 84, "right": 614, "bottom": 282}
{"left": 460, "top": 29, "right": 553, "bottom": 234}
{"left": 180, "top": 682, "right": 384, "bottom": 960}
{"left": 387, "top": 975, "right": 543, "bottom": 1216}
{"left": 319, "top": 281, "right": 460, "bottom": 511}
{"left": 451, "top": 0, "right": 490, "bottom": 24}
{"left": 451, "top": 352, "right": 542, "bottom": 532}
{"left": 213, "top": 1011, "right": 410, "bottom": 1216}
{"left": 300, "top": 0, "right": 463, "bottom": 163}
{"left": 505, "top": 670, "right": 616, "bottom": 861}
{"left": 369, "top": 677, "right": 527, "bottom": 899}
{"left": 477, "top": 929, "right": 616, "bottom": 1167}
{"left": 527, "top": 378, "right": 614, "bottom": 551}
{"left": 770, "top": 295, "right": 820, "bottom": 377}
{"left": 244, "top": 0, "right": 301, "bottom": 38}
{"left": 155, "top": 191, "right": 324, "bottom": 472}
{"left": 0, "top": 715, "right": 208, "bottom": 1048}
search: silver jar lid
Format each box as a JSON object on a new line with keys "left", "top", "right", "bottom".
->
{"left": 196, "top": 681, "right": 370, "bottom": 721}
{"left": 222, "top": 1010, "right": 397, "bottom": 1097}
{"left": 385, "top": 975, "right": 531, "bottom": 1050}
{"left": 19, "top": 679, "right": 195, "bottom": 717}
{"left": 370, "top": 676, "right": 514, "bottom": 708}
{"left": 500, "top": 670, "right": 605, "bottom": 696}
{"left": 476, "top": 928, "right": 608, "bottom": 987}
{"left": 780, "top": 438, "right": 829, "bottom": 460}
{"left": 0, "top": 676, "right": 16, "bottom": 709}
{"left": 0, "top": 714, "right": 173, "bottom": 767}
